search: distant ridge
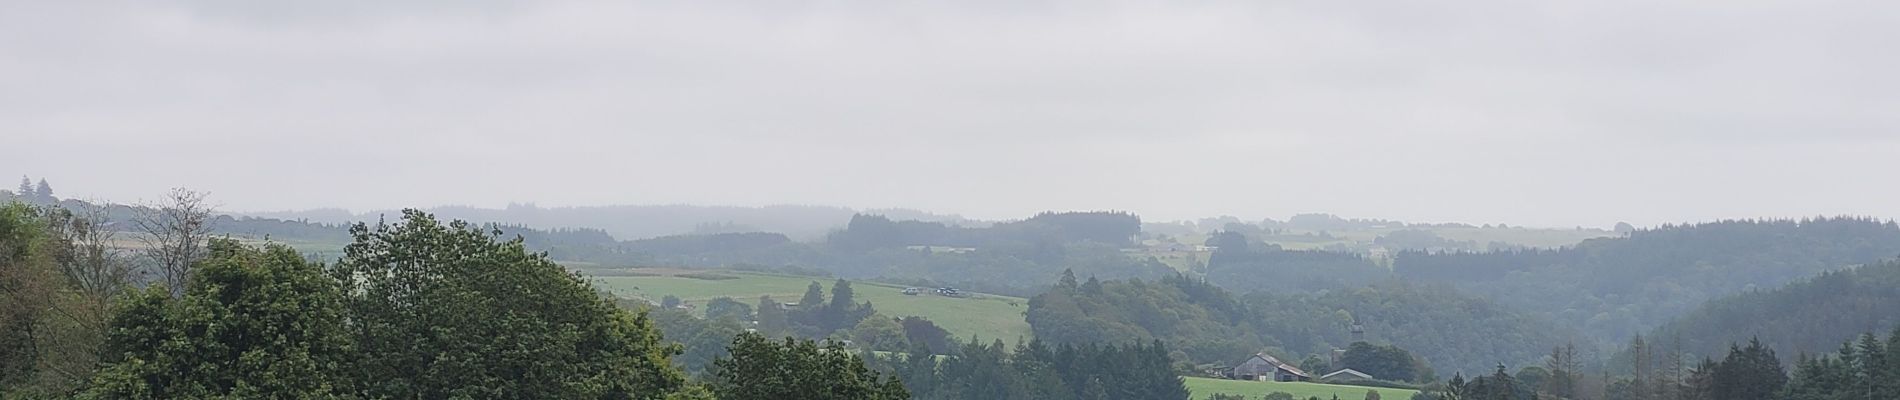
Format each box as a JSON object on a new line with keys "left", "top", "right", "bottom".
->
{"left": 240, "top": 204, "right": 975, "bottom": 241}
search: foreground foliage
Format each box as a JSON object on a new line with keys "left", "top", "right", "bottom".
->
{"left": 710, "top": 332, "right": 908, "bottom": 400}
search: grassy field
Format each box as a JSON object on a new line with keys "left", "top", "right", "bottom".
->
{"left": 1185, "top": 377, "right": 1417, "bottom": 400}
{"left": 591, "top": 270, "right": 1034, "bottom": 346}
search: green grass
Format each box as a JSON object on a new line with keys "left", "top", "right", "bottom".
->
{"left": 1184, "top": 377, "right": 1417, "bottom": 400}
{"left": 592, "top": 271, "right": 1034, "bottom": 346}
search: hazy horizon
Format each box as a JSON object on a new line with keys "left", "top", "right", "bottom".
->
{"left": 7, "top": 1, "right": 1897, "bottom": 228}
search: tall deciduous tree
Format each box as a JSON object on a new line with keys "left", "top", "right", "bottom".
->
{"left": 133, "top": 188, "right": 214, "bottom": 297}
{"left": 330, "top": 210, "right": 685, "bottom": 399}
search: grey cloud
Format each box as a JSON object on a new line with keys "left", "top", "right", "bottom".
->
{"left": 2, "top": 0, "right": 1895, "bottom": 227}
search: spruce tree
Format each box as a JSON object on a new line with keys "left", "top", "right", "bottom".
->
{"left": 14, "top": 176, "right": 31, "bottom": 199}
{"left": 32, "top": 179, "right": 50, "bottom": 202}
{"left": 1712, "top": 338, "right": 1785, "bottom": 400}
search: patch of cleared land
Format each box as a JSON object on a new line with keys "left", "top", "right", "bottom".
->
{"left": 1185, "top": 377, "right": 1417, "bottom": 400}
{"left": 591, "top": 270, "right": 1034, "bottom": 346}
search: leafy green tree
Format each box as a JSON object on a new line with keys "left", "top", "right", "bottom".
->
{"left": 0, "top": 203, "right": 56, "bottom": 393}
{"left": 330, "top": 210, "right": 685, "bottom": 399}
{"left": 646, "top": 308, "right": 745, "bottom": 377}
{"left": 851, "top": 314, "right": 909, "bottom": 352}
{"left": 703, "top": 296, "right": 753, "bottom": 322}
{"left": 710, "top": 332, "right": 908, "bottom": 400}
{"left": 1266, "top": 392, "right": 1297, "bottom": 400}
{"left": 79, "top": 240, "right": 351, "bottom": 399}
{"left": 756, "top": 295, "right": 788, "bottom": 335}
{"left": 799, "top": 281, "right": 826, "bottom": 310}
{"left": 1341, "top": 342, "right": 1426, "bottom": 383}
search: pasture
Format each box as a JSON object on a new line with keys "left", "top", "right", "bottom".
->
{"left": 591, "top": 270, "right": 1034, "bottom": 346}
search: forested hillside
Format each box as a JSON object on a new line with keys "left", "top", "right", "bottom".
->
{"left": 1647, "top": 259, "right": 1900, "bottom": 363}
{"left": 1395, "top": 217, "right": 1900, "bottom": 340}
{"left": 1202, "top": 231, "right": 1390, "bottom": 292}
{"left": 1026, "top": 272, "right": 1578, "bottom": 375}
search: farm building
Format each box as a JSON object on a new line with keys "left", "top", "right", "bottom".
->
{"left": 1231, "top": 353, "right": 1311, "bottom": 382}
{"left": 1320, "top": 368, "right": 1373, "bottom": 383}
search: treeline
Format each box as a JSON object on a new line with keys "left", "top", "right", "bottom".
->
{"left": 1026, "top": 271, "right": 1576, "bottom": 375}
{"left": 0, "top": 203, "right": 907, "bottom": 399}
{"left": 250, "top": 203, "right": 974, "bottom": 241}
{"left": 616, "top": 212, "right": 1171, "bottom": 293}
{"left": 1584, "top": 330, "right": 1900, "bottom": 400}
{"left": 1203, "top": 231, "right": 1391, "bottom": 292}
{"left": 641, "top": 279, "right": 959, "bottom": 377}
{"left": 863, "top": 338, "right": 1190, "bottom": 400}
{"left": 830, "top": 212, "right": 1140, "bottom": 250}
{"left": 1394, "top": 217, "right": 1900, "bottom": 340}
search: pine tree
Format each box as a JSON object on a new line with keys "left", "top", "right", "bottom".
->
{"left": 1711, "top": 338, "right": 1785, "bottom": 400}
{"left": 15, "top": 176, "right": 31, "bottom": 199}
{"left": 32, "top": 179, "right": 50, "bottom": 202}
{"left": 1884, "top": 326, "right": 1900, "bottom": 399}
{"left": 1857, "top": 333, "right": 1887, "bottom": 400}
{"left": 1630, "top": 334, "right": 1651, "bottom": 400}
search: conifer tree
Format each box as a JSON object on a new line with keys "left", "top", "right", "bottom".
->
{"left": 14, "top": 176, "right": 30, "bottom": 198}
{"left": 32, "top": 179, "right": 50, "bottom": 202}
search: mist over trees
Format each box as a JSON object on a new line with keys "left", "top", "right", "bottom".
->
{"left": 247, "top": 203, "right": 975, "bottom": 241}
{"left": 1395, "top": 217, "right": 1900, "bottom": 340}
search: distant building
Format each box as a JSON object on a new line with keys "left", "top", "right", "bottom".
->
{"left": 1231, "top": 353, "right": 1311, "bottom": 382}
{"left": 1320, "top": 368, "right": 1373, "bottom": 383}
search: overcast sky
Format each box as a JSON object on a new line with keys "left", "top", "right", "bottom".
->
{"left": 4, "top": 0, "right": 1897, "bottom": 227}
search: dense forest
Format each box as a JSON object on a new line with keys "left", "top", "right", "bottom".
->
{"left": 1643, "top": 259, "right": 1900, "bottom": 367}
{"left": 1396, "top": 218, "right": 1900, "bottom": 340}
{"left": 1202, "top": 231, "right": 1391, "bottom": 292}
{"left": 1026, "top": 272, "right": 1577, "bottom": 375}
{"left": 864, "top": 338, "right": 1190, "bottom": 400}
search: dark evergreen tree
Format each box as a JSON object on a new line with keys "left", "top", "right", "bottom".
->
{"left": 31, "top": 179, "right": 50, "bottom": 202}
{"left": 14, "top": 176, "right": 30, "bottom": 199}
{"left": 1711, "top": 338, "right": 1785, "bottom": 400}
